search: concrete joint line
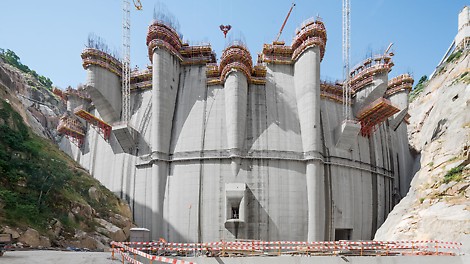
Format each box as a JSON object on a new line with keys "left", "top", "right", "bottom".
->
{"left": 136, "top": 151, "right": 393, "bottom": 178}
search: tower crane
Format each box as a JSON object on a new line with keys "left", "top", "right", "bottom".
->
{"left": 342, "top": 0, "right": 351, "bottom": 119}
{"left": 122, "top": 0, "right": 142, "bottom": 123}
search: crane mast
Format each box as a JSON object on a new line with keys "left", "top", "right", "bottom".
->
{"left": 122, "top": 0, "right": 142, "bottom": 123}
{"left": 122, "top": 0, "right": 131, "bottom": 122}
{"left": 342, "top": 0, "right": 351, "bottom": 119}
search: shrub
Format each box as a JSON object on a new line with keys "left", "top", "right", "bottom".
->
{"left": 446, "top": 50, "right": 463, "bottom": 63}
{"left": 443, "top": 166, "right": 464, "bottom": 184}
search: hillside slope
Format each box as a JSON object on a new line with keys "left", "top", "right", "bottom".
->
{"left": 0, "top": 50, "right": 134, "bottom": 250}
{"left": 375, "top": 49, "right": 470, "bottom": 252}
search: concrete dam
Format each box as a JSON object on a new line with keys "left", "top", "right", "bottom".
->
{"left": 56, "top": 17, "right": 415, "bottom": 243}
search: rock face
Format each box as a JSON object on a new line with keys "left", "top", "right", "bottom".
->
{"left": 0, "top": 57, "right": 136, "bottom": 250}
{"left": 375, "top": 49, "right": 470, "bottom": 253}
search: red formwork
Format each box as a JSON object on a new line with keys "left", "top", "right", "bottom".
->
{"left": 74, "top": 106, "right": 111, "bottom": 141}
{"left": 57, "top": 116, "right": 85, "bottom": 147}
{"left": 357, "top": 97, "right": 400, "bottom": 137}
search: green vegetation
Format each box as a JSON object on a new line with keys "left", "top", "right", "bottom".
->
{"left": 0, "top": 49, "right": 53, "bottom": 90}
{"left": 443, "top": 166, "right": 465, "bottom": 184}
{"left": 452, "top": 71, "right": 470, "bottom": 85}
{"left": 0, "top": 99, "right": 120, "bottom": 233}
{"left": 419, "top": 197, "right": 425, "bottom": 204}
{"left": 446, "top": 50, "right": 463, "bottom": 63}
{"left": 409, "top": 75, "right": 428, "bottom": 102}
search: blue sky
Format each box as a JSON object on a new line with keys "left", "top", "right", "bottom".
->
{"left": 0, "top": 1, "right": 466, "bottom": 88}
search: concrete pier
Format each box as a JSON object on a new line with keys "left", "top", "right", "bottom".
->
{"left": 294, "top": 46, "right": 324, "bottom": 241}
{"left": 224, "top": 70, "right": 248, "bottom": 176}
{"left": 151, "top": 47, "right": 180, "bottom": 239}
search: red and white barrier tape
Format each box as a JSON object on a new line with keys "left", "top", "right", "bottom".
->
{"left": 114, "top": 248, "right": 143, "bottom": 264}
{"left": 113, "top": 242, "right": 197, "bottom": 264}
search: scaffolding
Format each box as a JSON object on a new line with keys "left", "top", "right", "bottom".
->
{"left": 205, "top": 43, "right": 267, "bottom": 86}
{"left": 57, "top": 115, "right": 85, "bottom": 147}
{"left": 81, "top": 48, "right": 123, "bottom": 77}
{"left": 386, "top": 74, "right": 414, "bottom": 97}
{"left": 180, "top": 44, "right": 216, "bottom": 66}
{"left": 292, "top": 19, "right": 327, "bottom": 61}
{"left": 146, "top": 21, "right": 183, "bottom": 62}
{"left": 52, "top": 88, "right": 66, "bottom": 101}
{"left": 130, "top": 66, "right": 152, "bottom": 91}
{"left": 348, "top": 56, "right": 393, "bottom": 95}
{"left": 357, "top": 97, "right": 400, "bottom": 136}
{"left": 260, "top": 42, "right": 293, "bottom": 64}
{"left": 320, "top": 82, "right": 352, "bottom": 104}
{"left": 65, "top": 87, "right": 92, "bottom": 102}
{"left": 258, "top": 18, "right": 326, "bottom": 65}
{"left": 74, "top": 106, "right": 112, "bottom": 141}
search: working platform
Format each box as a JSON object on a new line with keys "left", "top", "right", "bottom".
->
{"left": 357, "top": 98, "right": 399, "bottom": 136}
{"left": 74, "top": 106, "right": 111, "bottom": 140}
{"left": 57, "top": 115, "right": 85, "bottom": 147}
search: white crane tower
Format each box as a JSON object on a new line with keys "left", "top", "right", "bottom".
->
{"left": 342, "top": 0, "right": 351, "bottom": 119}
{"left": 122, "top": 0, "right": 142, "bottom": 122}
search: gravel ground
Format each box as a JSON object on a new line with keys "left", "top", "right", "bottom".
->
{"left": 0, "top": 250, "right": 121, "bottom": 264}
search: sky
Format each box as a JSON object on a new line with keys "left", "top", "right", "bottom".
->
{"left": 0, "top": 0, "right": 467, "bottom": 89}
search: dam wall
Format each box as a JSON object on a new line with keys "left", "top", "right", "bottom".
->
{"left": 58, "top": 18, "right": 415, "bottom": 242}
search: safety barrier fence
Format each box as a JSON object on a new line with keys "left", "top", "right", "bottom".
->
{"left": 111, "top": 240, "right": 462, "bottom": 263}
{"left": 111, "top": 242, "right": 196, "bottom": 264}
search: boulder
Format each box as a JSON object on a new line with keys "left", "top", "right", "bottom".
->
{"left": 39, "top": 236, "right": 51, "bottom": 248}
{"left": 95, "top": 218, "right": 127, "bottom": 242}
{"left": 117, "top": 201, "right": 132, "bottom": 219}
{"left": 18, "top": 228, "right": 40, "bottom": 247}
{"left": 2, "top": 226, "right": 20, "bottom": 239}
{"left": 88, "top": 186, "right": 101, "bottom": 202}
{"left": 71, "top": 202, "right": 93, "bottom": 219}
{"left": 48, "top": 218, "right": 63, "bottom": 237}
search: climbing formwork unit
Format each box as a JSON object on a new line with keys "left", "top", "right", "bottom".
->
{"left": 386, "top": 74, "right": 413, "bottom": 97}
{"left": 131, "top": 66, "right": 152, "bottom": 91}
{"left": 357, "top": 97, "right": 399, "bottom": 136}
{"left": 74, "top": 105, "right": 112, "bottom": 140}
{"left": 349, "top": 56, "right": 393, "bottom": 94}
{"left": 81, "top": 48, "right": 123, "bottom": 77}
{"left": 206, "top": 41, "right": 267, "bottom": 86}
{"left": 57, "top": 115, "right": 85, "bottom": 147}
{"left": 320, "top": 81, "right": 350, "bottom": 104}
{"left": 259, "top": 18, "right": 327, "bottom": 65}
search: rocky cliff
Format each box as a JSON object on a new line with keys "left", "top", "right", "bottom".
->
{"left": 0, "top": 50, "right": 134, "bottom": 250}
{"left": 375, "top": 49, "right": 470, "bottom": 252}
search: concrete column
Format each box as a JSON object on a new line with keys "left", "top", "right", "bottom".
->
{"left": 224, "top": 70, "right": 248, "bottom": 176}
{"left": 151, "top": 48, "right": 179, "bottom": 239}
{"left": 294, "top": 46, "right": 325, "bottom": 241}
{"left": 86, "top": 66, "right": 121, "bottom": 123}
{"left": 388, "top": 91, "right": 413, "bottom": 197}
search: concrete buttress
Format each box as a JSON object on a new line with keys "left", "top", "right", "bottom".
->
{"left": 224, "top": 70, "right": 248, "bottom": 176}
{"left": 294, "top": 46, "right": 325, "bottom": 241}
{"left": 151, "top": 48, "right": 180, "bottom": 239}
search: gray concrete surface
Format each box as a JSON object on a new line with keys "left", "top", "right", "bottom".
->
{"left": 60, "top": 17, "right": 414, "bottom": 242}
{"left": 0, "top": 250, "right": 118, "bottom": 264}
{"left": 1, "top": 251, "right": 468, "bottom": 264}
